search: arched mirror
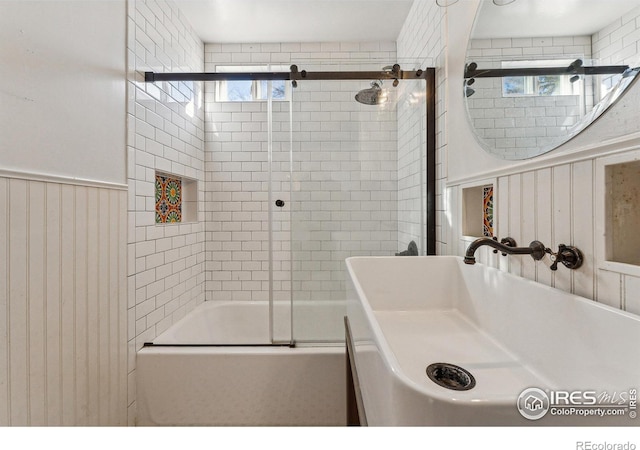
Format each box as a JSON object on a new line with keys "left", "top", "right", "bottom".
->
{"left": 464, "top": 0, "right": 640, "bottom": 160}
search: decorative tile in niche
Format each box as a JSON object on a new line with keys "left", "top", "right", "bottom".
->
{"left": 462, "top": 182, "right": 495, "bottom": 238}
{"left": 483, "top": 185, "right": 494, "bottom": 237}
{"left": 155, "top": 174, "right": 182, "bottom": 224}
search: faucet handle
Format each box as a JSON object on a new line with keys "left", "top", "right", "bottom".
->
{"left": 548, "top": 247, "right": 561, "bottom": 271}
{"left": 547, "top": 244, "right": 584, "bottom": 271}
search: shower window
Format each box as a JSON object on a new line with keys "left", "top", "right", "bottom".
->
{"left": 215, "top": 65, "right": 290, "bottom": 101}
{"left": 501, "top": 59, "right": 578, "bottom": 97}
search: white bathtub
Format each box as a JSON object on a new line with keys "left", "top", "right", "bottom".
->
{"left": 151, "top": 300, "right": 345, "bottom": 345}
{"left": 136, "top": 301, "right": 347, "bottom": 426}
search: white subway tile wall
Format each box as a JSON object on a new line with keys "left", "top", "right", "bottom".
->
{"left": 396, "top": 0, "right": 445, "bottom": 253}
{"left": 127, "top": 0, "right": 205, "bottom": 423}
{"left": 466, "top": 36, "right": 593, "bottom": 159}
{"left": 203, "top": 43, "right": 401, "bottom": 303}
{"left": 291, "top": 79, "right": 399, "bottom": 301}
{"left": 592, "top": 5, "right": 640, "bottom": 89}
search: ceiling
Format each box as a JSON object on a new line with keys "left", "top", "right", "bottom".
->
{"left": 174, "top": 0, "right": 415, "bottom": 43}
{"left": 173, "top": 0, "right": 640, "bottom": 47}
{"left": 472, "top": 0, "right": 640, "bottom": 39}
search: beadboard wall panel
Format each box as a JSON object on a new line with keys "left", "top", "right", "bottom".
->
{"left": 0, "top": 177, "right": 7, "bottom": 425}
{"left": 553, "top": 165, "right": 573, "bottom": 292}
{"left": 535, "top": 168, "right": 554, "bottom": 287}
{"left": 0, "top": 177, "right": 127, "bottom": 426}
{"left": 496, "top": 177, "right": 509, "bottom": 273}
{"left": 447, "top": 156, "right": 640, "bottom": 317}
{"left": 571, "top": 160, "right": 595, "bottom": 299}
{"left": 520, "top": 172, "right": 537, "bottom": 282}
{"left": 508, "top": 174, "right": 523, "bottom": 277}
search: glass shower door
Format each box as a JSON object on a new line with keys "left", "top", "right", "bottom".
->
{"left": 287, "top": 67, "right": 428, "bottom": 346}
{"left": 289, "top": 75, "right": 401, "bottom": 345}
{"left": 156, "top": 64, "right": 428, "bottom": 347}
{"left": 203, "top": 72, "right": 293, "bottom": 345}
{"left": 268, "top": 79, "right": 294, "bottom": 344}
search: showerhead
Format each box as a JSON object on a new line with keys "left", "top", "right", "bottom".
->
{"left": 355, "top": 81, "right": 387, "bottom": 105}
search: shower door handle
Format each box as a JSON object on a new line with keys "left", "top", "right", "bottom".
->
{"left": 275, "top": 199, "right": 285, "bottom": 208}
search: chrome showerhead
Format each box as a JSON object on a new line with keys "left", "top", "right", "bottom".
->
{"left": 355, "top": 81, "right": 386, "bottom": 105}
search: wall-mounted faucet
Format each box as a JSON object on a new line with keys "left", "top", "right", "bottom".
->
{"left": 464, "top": 237, "right": 583, "bottom": 271}
{"left": 463, "top": 237, "right": 546, "bottom": 265}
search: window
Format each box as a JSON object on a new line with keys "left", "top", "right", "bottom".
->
{"left": 502, "top": 59, "right": 579, "bottom": 97}
{"left": 215, "top": 65, "right": 290, "bottom": 102}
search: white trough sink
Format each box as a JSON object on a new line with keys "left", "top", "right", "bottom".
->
{"left": 346, "top": 256, "right": 640, "bottom": 426}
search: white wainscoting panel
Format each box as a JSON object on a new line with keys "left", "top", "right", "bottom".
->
{"left": 0, "top": 177, "right": 127, "bottom": 426}
{"left": 448, "top": 151, "right": 640, "bottom": 318}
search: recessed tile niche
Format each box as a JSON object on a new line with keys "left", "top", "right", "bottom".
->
{"left": 155, "top": 172, "right": 197, "bottom": 224}
{"left": 462, "top": 184, "right": 494, "bottom": 238}
{"left": 605, "top": 161, "right": 640, "bottom": 265}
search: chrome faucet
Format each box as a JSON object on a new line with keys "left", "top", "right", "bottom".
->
{"left": 464, "top": 237, "right": 546, "bottom": 265}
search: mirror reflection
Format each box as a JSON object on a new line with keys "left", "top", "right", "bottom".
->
{"left": 465, "top": 0, "right": 640, "bottom": 160}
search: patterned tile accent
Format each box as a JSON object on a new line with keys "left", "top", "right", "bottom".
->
{"left": 483, "top": 185, "right": 494, "bottom": 237}
{"left": 155, "top": 174, "right": 182, "bottom": 223}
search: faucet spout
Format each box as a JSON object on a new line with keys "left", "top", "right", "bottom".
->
{"left": 464, "top": 237, "right": 546, "bottom": 265}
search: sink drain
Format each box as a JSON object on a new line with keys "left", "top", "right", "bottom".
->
{"left": 426, "top": 363, "right": 476, "bottom": 391}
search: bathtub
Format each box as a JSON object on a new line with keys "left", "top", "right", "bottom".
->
{"left": 136, "top": 301, "right": 347, "bottom": 426}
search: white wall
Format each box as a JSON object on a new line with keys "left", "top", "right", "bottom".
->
{"left": 0, "top": 0, "right": 126, "bottom": 185}
{"left": 0, "top": 1, "right": 128, "bottom": 425}
{"left": 126, "top": 0, "right": 206, "bottom": 423}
